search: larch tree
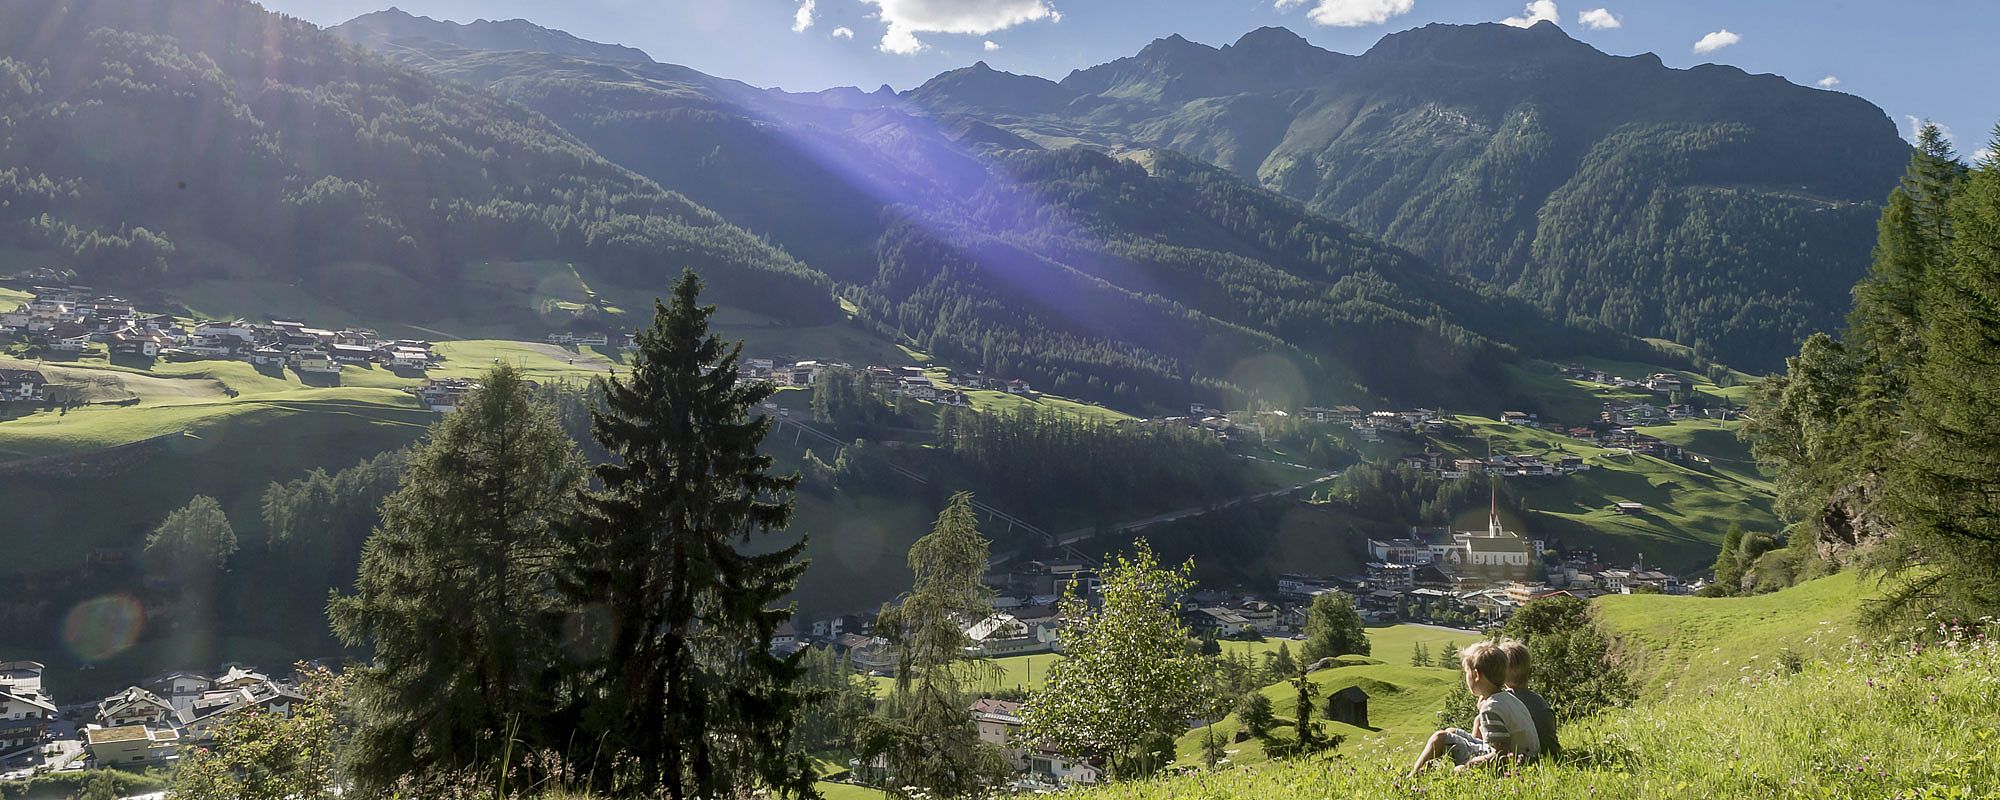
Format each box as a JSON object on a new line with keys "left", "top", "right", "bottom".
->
{"left": 562, "top": 269, "right": 813, "bottom": 799}
{"left": 858, "top": 492, "right": 1007, "bottom": 798}
{"left": 1024, "top": 541, "right": 1203, "bottom": 779}
{"left": 146, "top": 494, "right": 237, "bottom": 575}
{"left": 327, "top": 364, "right": 584, "bottom": 792}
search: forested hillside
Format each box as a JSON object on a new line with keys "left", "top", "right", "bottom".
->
{"left": 905, "top": 22, "right": 1912, "bottom": 370}
{"left": 0, "top": 0, "right": 833, "bottom": 322}
{"left": 330, "top": 21, "right": 1670, "bottom": 411}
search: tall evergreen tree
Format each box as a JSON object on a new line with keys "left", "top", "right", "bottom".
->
{"left": 858, "top": 492, "right": 1007, "bottom": 798}
{"left": 563, "top": 270, "right": 813, "bottom": 799}
{"left": 1852, "top": 122, "right": 1966, "bottom": 370}
{"left": 327, "top": 365, "right": 584, "bottom": 792}
{"left": 1879, "top": 131, "right": 2000, "bottom": 623}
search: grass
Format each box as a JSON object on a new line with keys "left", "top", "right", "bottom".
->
{"left": 1056, "top": 578, "right": 1994, "bottom": 800}
{"left": 1170, "top": 625, "right": 1486, "bottom": 766}
{"left": 1594, "top": 572, "right": 1866, "bottom": 699}
{"left": 1075, "top": 628, "right": 2000, "bottom": 799}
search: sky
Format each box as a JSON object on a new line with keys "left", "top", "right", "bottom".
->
{"left": 260, "top": 0, "right": 2000, "bottom": 158}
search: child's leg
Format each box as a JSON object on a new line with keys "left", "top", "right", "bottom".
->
{"left": 1407, "top": 729, "right": 1453, "bottom": 777}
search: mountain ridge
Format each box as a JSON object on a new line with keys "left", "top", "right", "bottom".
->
{"left": 330, "top": 7, "right": 655, "bottom": 63}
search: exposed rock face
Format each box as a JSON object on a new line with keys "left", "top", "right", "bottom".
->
{"left": 1814, "top": 476, "right": 1893, "bottom": 563}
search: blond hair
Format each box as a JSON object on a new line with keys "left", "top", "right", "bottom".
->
{"left": 1497, "top": 638, "right": 1530, "bottom": 688}
{"left": 1460, "top": 640, "right": 1510, "bottom": 687}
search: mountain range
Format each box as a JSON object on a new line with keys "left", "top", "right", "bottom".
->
{"left": 0, "top": 0, "right": 1913, "bottom": 414}
{"left": 331, "top": 9, "right": 1911, "bottom": 373}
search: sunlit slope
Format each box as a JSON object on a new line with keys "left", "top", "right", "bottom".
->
{"left": 1594, "top": 572, "right": 1866, "bottom": 699}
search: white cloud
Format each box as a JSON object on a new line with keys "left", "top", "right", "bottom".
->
{"left": 792, "top": 0, "right": 816, "bottom": 32}
{"left": 1273, "top": 0, "right": 1416, "bottom": 28}
{"left": 1576, "top": 7, "right": 1620, "bottom": 29}
{"left": 1501, "top": 0, "right": 1558, "bottom": 28}
{"left": 984, "top": 40, "right": 1001, "bottom": 51}
{"left": 1692, "top": 29, "right": 1740, "bottom": 54}
{"left": 831, "top": 26, "right": 855, "bottom": 39}
{"left": 1815, "top": 75, "right": 1839, "bottom": 89}
{"left": 859, "top": 0, "right": 1060, "bottom": 55}
{"left": 1976, "top": 148, "right": 1995, "bottom": 164}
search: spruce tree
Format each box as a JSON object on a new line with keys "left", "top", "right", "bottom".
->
{"left": 563, "top": 270, "right": 812, "bottom": 799}
{"left": 327, "top": 365, "right": 584, "bottom": 791}
{"left": 1881, "top": 131, "right": 2000, "bottom": 623}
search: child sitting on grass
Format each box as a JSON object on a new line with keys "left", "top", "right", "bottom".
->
{"left": 1406, "top": 640, "right": 1540, "bottom": 776}
{"left": 1499, "top": 638, "right": 1561, "bottom": 761}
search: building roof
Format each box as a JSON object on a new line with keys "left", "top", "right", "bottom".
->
{"left": 85, "top": 725, "right": 150, "bottom": 745}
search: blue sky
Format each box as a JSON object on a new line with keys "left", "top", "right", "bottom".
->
{"left": 263, "top": 0, "right": 1999, "bottom": 157}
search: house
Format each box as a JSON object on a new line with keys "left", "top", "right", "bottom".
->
{"left": 1026, "top": 746, "right": 1102, "bottom": 787}
{"left": 214, "top": 666, "right": 272, "bottom": 691}
{"left": 898, "top": 376, "right": 938, "bottom": 400}
{"left": 1645, "top": 373, "right": 1685, "bottom": 393}
{"left": 1277, "top": 574, "right": 1333, "bottom": 598}
{"left": 414, "top": 378, "right": 478, "bottom": 412}
{"left": 1187, "top": 607, "right": 1251, "bottom": 638}
{"left": 328, "top": 343, "right": 377, "bottom": 364}
{"left": 140, "top": 671, "right": 214, "bottom": 699}
{"left": 1005, "top": 379, "right": 1032, "bottom": 395}
{"left": 1613, "top": 502, "right": 1645, "bottom": 515}
{"left": 180, "top": 680, "right": 304, "bottom": 744}
{"left": 97, "top": 686, "right": 175, "bottom": 729}
{"left": 1234, "top": 600, "right": 1281, "bottom": 632}
{"left": 787, "top": 360, "right": 826, "bottom": 386}
{"left": 1501, "top": 411, "right": 1535, "bottom": 425}
{"left": 1367, "top": 538, "right": 1431, "bottom": 566}
{"left": 109, "top": 327, "right": 171, "bottom": 357}
{"left": 0, "top": 368, "right": 46, "bottom": 402}
{"left": 1366, "top": 562, "right": 1415, "bottom": 590}
{"left": 291, "top": 350, "right": 340, "bottom": 375}
{"left": 970, "top": 698, "right": 1026, "bottom": 765}
{"left": 85, "top": 725, "right": 179, "bottom": 768}
{"left": 248, "top": 346, "right": 288, "bottom": 366}
{"left": 0, "top": 665, "right": 56, "bottom": 754}
{"left": 1325, "top": 686, "right": 1369, "bottom": 728}
{"left": 384, "top": 347, "right": 432, "bottom": 370}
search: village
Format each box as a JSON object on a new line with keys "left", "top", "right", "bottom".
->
{"left": 0, "top": 660, "right": 307, "bottom": 780}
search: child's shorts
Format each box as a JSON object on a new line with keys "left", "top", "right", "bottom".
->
{"left": 1441, "top": 728, "right": 1494, "bottom": 765}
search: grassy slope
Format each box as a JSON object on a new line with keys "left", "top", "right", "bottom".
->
{"left": 1077, "top": 633, "right": 1998, "bottom": 799}
{"left": 1594, "top": 572, "right": 1865, "bottom": 699}
{"left": 1068, "top": 578, "right": 1988, "bottom": 800}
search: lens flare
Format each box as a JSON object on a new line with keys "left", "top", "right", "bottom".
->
{"left": 62, "top": 594, "right": 144, "bottom": 662}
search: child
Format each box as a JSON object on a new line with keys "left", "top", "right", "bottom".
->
{"left": 1499, "top": 638, "right": 1561, "bottom": 761}
{"left": 1406, "top": 640, "right": 1539, "bottom": 776}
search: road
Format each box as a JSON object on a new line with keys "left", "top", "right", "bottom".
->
{"left": 1055, "top": 459, "right": 1337, "bottom": 546}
